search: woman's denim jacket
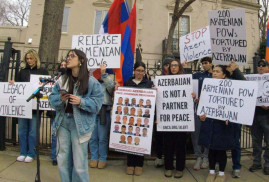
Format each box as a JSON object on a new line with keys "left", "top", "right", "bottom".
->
{"left": 49, "top": 76, "right": 104, "bottom": 143}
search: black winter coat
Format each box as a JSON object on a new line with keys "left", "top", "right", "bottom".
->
{"left": 199, "top": 118, "right": 235, "bottom": 151}
{"left": 124, "top": 77, "right": 153, "bottom": 88}
{"left": 16, "top": 66, "right": 48, "bottom": 82}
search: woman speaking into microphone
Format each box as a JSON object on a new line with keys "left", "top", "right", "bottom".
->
{"left": 49, "top": 49, "right": 104, "bottom": 182}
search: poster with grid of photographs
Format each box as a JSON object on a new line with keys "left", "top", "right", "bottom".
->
{"left": 109, "top": 87, "right": 156, "bottom": 155}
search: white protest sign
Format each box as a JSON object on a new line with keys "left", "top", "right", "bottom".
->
{"left": 180, "top": 26, "right": 211, "bottom": 62}
{"left": 245, "top": 73, "right": 269, "bottom": 106}
{"left": 155, "top": 74, "right": 194, "bottom": 131}
{"left": 197, "top": 78, "right": 258, "bottom": 125}
{"left": 0, "top": 82, "right": 33, "bottom": 119}
{"left": 30, "top": 75, "right": 55, "bottom": 110}
{"left": 109, "top": 87, "right": 156, "bottom": 155}
{"left": 209, "top": 8, "right": 247, "bottom": 65}
{"left": 72, "top": 34, "right": 121, "bottom": 69}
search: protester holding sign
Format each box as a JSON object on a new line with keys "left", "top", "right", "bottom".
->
{"left": 89, "top": 64, "right": 115, "bottom": 169}
{"left": 162, "top": 58, "right": 188, "bottom": 178}
{"left": 15, "top": 49, "right": 48, "bottom": 163}
{"left": 249, "top": 59, "right": 269, "bottom": 175}
{"left": 124, "top": 61, "right": 153, "bottom": 176}
{"left": 199, "top": 65, "right": 235, "bottom": 182}
{"left": 49, "top": 49, "right": 103, "bottom": 182}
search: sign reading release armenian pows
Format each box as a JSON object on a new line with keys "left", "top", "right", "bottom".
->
{"left": 109, "top": 87, "right": 156, "bottom": 155}
{"left": 209, "top": 8, "right": 247, "bottom": 65}
{"left": 30, "top": 75, "right": 55, "bottom": 110}
{"left": 155, "top": 75, "right": 194, "bottom": 131}
{"left": 180, "top": 26, "right": 211, "bottom": 62}
{"left": 72, "top": 34, "right": 121, "bottom": 69}
{"left": 0, "top": 82, "right": 33, "bottom": 119}
{"left": 197, "top": 78, "right": 258, "bottom": 126}
{"left": 245, "top": 73, "right": 269, "bottom": 106}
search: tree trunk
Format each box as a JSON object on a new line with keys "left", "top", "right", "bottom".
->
{"left": 38, "top": 0, "right": 65, "bottom": 63}
{"left": 165, "top": 0, "right": 196, "bottom": 56}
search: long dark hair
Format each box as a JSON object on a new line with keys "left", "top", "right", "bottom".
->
{"left": 64, "top": 49, "right": 89, "bottom": 95}
{"left": 168, "top": 59, "right": 184, "bottom": 75}
{"left": 214, "top": 65, "right": 230, "bottom": 78}
{"left": 133, "top": 61, "right": 146, "bottom": 70}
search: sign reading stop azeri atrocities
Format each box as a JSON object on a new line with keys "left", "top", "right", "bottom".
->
{"left": 209, "top": 8, "right": 247, "bottom": 65}
{"left": 245, "top": 73, "right": 269, "bottom": 106}
{"left": 180, "top": 26, "right": 211, "bottom": 62}
{"left": 197, "top": 78, "right": 258, "bottom": 125}
{"left": 30, "top": 75, "right": 55, "bottom": 110}
{"left": 0, "top": 82, "right": 33, "bottom": 119}
{"left": 109, "top": 87, "right": 156, "bottom": 156}
{"left": 72, "top": 34, "right": 121, "bottom": 69}
{"left": 155, "top": 74, "right": 195, "bottom": 131}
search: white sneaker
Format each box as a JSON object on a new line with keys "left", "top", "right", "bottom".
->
{"left": 154, "top": 157, "right": 164, "bottom": 167}
{"left": 17, "top": 156, "right": 26, "bottom": 162}
{"left": 24, "top": 156, "right": 34, "bottom": 163}
{"left": 201, "top": 157, "right": 209, "bottom": 169}
{"left": 194, "top": 157, "right": 202, "bottom": 170}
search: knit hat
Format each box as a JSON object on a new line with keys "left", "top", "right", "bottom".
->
{"left": 258, "top": 59, "right": 269, "bottom": 66}
{"left": 163, "top": 56, "right": 174, "bottom": 66}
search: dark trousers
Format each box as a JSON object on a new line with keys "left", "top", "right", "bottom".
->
{"left": 208, "top": 149, "right": 227, "bottom": 172}
{"left": 153, "top": 123, "right": 164, "bottom": 159}
{"left": 232, "top": 124, "right": 242, "bottom": 170}
{"left": 164, "top": 132, "right": 187, "bottom": 171}
{"left": 127, "top": 154, "right": 144, "bottom": 167}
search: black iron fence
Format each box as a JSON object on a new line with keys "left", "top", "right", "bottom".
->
{"left": 0, "top": 38, "right": 264, "bottom": 154}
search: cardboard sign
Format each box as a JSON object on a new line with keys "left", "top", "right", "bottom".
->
{"left": 72, "top": 34, "right": 121, "bottom": 69}
{"left": 109, "top": 87, "right": 156, "bottom": 156}
{"left": 155, "top": 74, "right": 195, "bottom": 131}
{"left": 245, "top": 73, "right": 269, "bottom": 106}
{"left": 30, "top": 75, "right": 55, "bottom": 111}
{"left": 209, "top": 8, "right": 247, "bottom": 65}
{"left": 0, "top": 82, "right": 33, "bottom": 119}
{"left": 180, "top": 26, "right": 211, "bottom": 62}
{"left": 197, "top": 78, "right": 258, "bottom": 125}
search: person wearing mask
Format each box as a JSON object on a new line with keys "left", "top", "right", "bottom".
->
{"left": 89, "top": 64, "right": 114, "bottom": 169}
{"left": 15, "top": 49, "right": 48, "bottom": 163}
{"left": 199, "top": 65, "right": 236, "bottom": 182}
{"left": 49, "top": 49, "right": 103, "bottom": 182}
{"left": 249, "top": 59, "right": 269, "bottom": 175}
{"left": 124, "top": 61, "right": 153, "bottom": 176}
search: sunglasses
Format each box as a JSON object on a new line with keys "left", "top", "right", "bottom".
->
{"left": 258, "top": 64, "right": 266, "bottom": 67}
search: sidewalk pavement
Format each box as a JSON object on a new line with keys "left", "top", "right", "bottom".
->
{"left": 0, "top": 150, "right": 268, "bottom": 182}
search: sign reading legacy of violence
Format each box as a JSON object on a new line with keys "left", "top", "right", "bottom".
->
{"left": 180, "top": 26, "right": 211, "bottom": 62}
{"left": 208, "top": 8, "right": 247, "bottom": 65}
{"left": 197, "top": 78, "right": 258, "bottom": 125}
{"left": 0, "top": 82, "right": 33, "bottom": 119}
{"left": 109, "top": 87, "right": 156, "bottom": 156}
{"left": 72, "top": 34, "right": 121, "bottom": 69}
{"left": 245, "top": 73, "right": 269, "bottom": 106}
{"left": 155, "top": 74, "right": 194, "bottom": 131}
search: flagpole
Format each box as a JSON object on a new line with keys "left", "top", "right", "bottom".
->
{"left": 123, "top": 0, "right": 130, "bottom": 15}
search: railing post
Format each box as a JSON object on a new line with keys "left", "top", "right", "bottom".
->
{"left": 253, "top": 52, "right": 260, "bottom": 74}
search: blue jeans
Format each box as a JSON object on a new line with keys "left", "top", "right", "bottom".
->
{"left": 191, "top": 113, "right": 209, "bottom": 158}
{"left": 251, "top": 114, "right": 269, "bottom": 167}
{"left": 50, "top": 118, "right": 57, "bottom": 161}
{"left": 232, "top": 123, "right": 242, "bottom": 170}
{"left": 57, "top": 114, "right": 89, "bottom": 182}
{"left": 18, "top": 113, "right": 40, "bottom": 158}
{"left": 89, "top": 111, "right": 111, "bottom": 162}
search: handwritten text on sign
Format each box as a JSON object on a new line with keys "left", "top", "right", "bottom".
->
{"left": 0, "top": 82, "right": 33, "bottom": 119}
{"left": 209, "top": 8, "right": 247, "bottom": 65}
{"left": 180, "top": 26, "right": 211, "bottom": 62}
{"left": 155, "top": 75, "right": 194, "bottom": 131}
{"left": 72, "top": 34, "right": 121, "bottom": 69}
{"left": 245, "top": 73, "right": 269, "bottom": 106}
{"left": 197, "top": 78, "right": 258, "bottom": 125}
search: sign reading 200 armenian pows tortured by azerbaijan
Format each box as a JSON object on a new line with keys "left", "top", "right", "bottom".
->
{"left": 209, "top": 8, "right": 247, "bottom": 65}
{"left": 245, "top": 73, "right": 269, "bottom": 106}
{"left": 109, "top": 87, "right": 156, "bottom": 155}
{"left": 72, "top": 34, "right": 121, "bottom": 69}
{"left": 197, "top": 78, "right": 258, "bottom": 125}
{"left": 180, "top": 26, "right": 211, "bottom": 62}
{"left": 155, "top": 75, "right": 194, "bottom": 132}
{"left": 0, "top": 82, "right": 33, "bottom": 119}
{"left": 30, "top": 75, "right": 55, "bottom": 110}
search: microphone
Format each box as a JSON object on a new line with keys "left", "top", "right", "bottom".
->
{"left": 39, "top": 68, "right": 66, "bottom": 83}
